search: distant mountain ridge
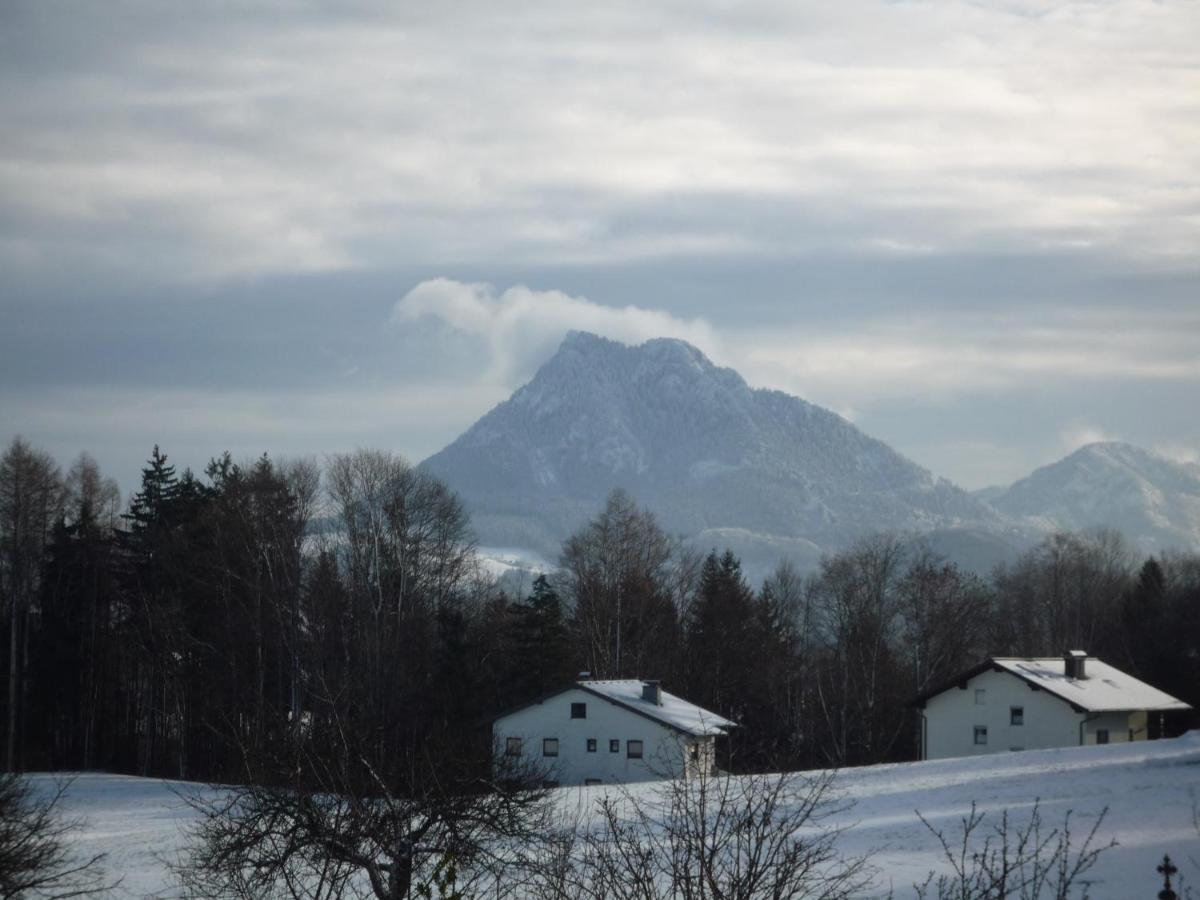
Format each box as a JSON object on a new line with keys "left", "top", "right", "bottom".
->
{"left": 421, "top": 333, "right": 1199, "bottom": 572}
{"left": 976, "top": 441, "right": 1200, "bottom": 554}
{"left": 421, "top": 332, "right": 1024, "bottom": 571}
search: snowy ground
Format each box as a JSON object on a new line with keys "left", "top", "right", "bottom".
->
{"left": 30, "top": 733, "right": 1200, "bottom": 898}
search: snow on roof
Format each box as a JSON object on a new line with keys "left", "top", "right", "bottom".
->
{"left": 992, "top": 657, "right": 1191, "bottom": 713}
{"left": 577, "top": 680, "right": 735, "bottom": 737}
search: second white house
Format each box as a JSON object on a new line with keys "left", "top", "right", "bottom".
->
{"left": 492, "top": 678, "right": 735, "bottom": 785}
{"left": 912, "top": 651, "right": 1191, "bottom": 760}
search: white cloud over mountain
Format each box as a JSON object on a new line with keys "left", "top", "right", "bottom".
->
{"left": 393, "top": 279, "right": 1200, "bottom": 413}
{"left": 393, "top": 278, "right": 721, "bottom": 385}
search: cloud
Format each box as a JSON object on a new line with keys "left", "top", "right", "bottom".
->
{"left": 2, "top": 1, "right": 1199, "bottom": 281}
{"left": 390, "top": 279, "right": 1200, "bottom": 486}
{"left": 0, "top": 380, "right": 509, "bottom": 496}
{"left": 388, "top": 275, "right": 1200, "bottom": 430}
{"left": 392, "top": 278, "right": 720, "bottom": 385}
{"left": 4, "top": 2, "right": 1199, "bottom": 496}
{"left": 1058, "top": 422, "right": 1118, "bottom": 454}
{"left": 5, "top": 275, "right": 1199, "bottom": 494}
{"left": 1153, "top": 442, "right": 1200, "bottom": 466}
{"left": 736, "top": 307, "right": 1200, "bottom": 409}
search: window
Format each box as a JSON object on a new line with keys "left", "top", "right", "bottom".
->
{"left": 584, "top": 778, "right": 602, "bottom": 786}
{"left": 543, "top": 738, "right": 559, "bottom": 757}
{"left": 609, "top": 739, "right": 619, "bottom": 753}
{"left": 571, "top": 702, "right": 587, "bottom": 719}
{"left": 586, "top": 738, "right": 597, "bottom": 752}
{"left": 505, "top": 737, "right": 522, "bottom": 756}
{"left": 689, "top": 745, "right": 699, "bottom": 761}
{"left": 627, "top": 740, "right": 644, "bottom": 759}
{"left": 1096, "top": 729, "right": 1109, "bottom": 745}
{"left": 974, "top": 726, "right": 988, "bottom": 746}
{"left": 1010, "top": 706, "right": 1024, "bottom": 726}
{"left": 975, "top": 689, "right": 986, "bottom": 705}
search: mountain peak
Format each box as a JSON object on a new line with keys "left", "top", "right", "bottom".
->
{"left": 557, "top": 330, "right": 713, "bottom": 368}
{"left": 421, "top": 332, "right": 1001, "bottom": 567}
{"left": 1069, "top": 441, "right": 1148, "bottom": 462}
{"left": 983, "top": 441, "right": 1200, "bottom": 552}
{"left": 559, "top": 329, "right": 620, "bottom": 351}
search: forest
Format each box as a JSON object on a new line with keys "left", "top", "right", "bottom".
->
{"left": 2, "top": 435, "right": 1199, "bottom": 786}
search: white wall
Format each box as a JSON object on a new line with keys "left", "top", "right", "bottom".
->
{"left": 922, "top": 668, "right": 1085, "bottom": 760}
{"left": 1082, "top": 711, "right": 1136, "bottom": 745}
{"left": 493, "top": 687, "right": 707, "bottom": 784}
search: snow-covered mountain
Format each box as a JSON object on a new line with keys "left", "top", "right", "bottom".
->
{"left": 421, "top": 331, "right": 1021, "bottom": 571}
{"left": 978, "top": 442, "right": 1200, "bottom": 554}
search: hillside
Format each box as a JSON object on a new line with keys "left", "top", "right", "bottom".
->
{"left": 980, "top": 442, "right": 1200, "bottom": 553}
{"left": 421, "top": 331, "right": 1018, "bottom": 571}
{"left": 35, "top": 732, "right": 1200, "bottom": 896}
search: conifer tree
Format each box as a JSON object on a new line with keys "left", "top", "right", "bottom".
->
{"left": 510, "top": 574, "right": 573, "bottom": 701}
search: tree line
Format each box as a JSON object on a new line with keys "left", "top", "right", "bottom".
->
{"left": 2, "top": 436, "right": 1199, "bottom": 784}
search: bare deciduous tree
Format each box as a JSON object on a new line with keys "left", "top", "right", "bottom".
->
{"left": 0, "top": 773, "right": 114, "bottom": 899}
{"left": 1, "top": 437, "right": 63, "bottom": 771}
{"left": 561, "top": 489, "right": 685, "bottom": 680}
{"left": 808, "top": 534, "right": 909, "bottom": 766}
{"left": 898, "top": 549, "right": 991, "bottom": 695}
{"left": 991, "top": 531, "right": 1133, "bottom": 657}
{"left": 914, "top": 800, "right": 1114, "bottom": 900}
{"left": 528, "top": 765, "right": 869, "bottom": 900}
{"left": 176, "top": 744, "right": 553, "bottom": 900}
{"left": 63, "top": 453, "right": 121, "bottom": 535}
{"left": 326, "top": 450, "right": 474, "bottom": 620}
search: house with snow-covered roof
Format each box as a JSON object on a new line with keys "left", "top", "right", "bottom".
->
{"left": 492, "top": 678, "right": 735, "bottom": 785}
{"left": 912, "top": 650, "right": 1192, "bottom": 761}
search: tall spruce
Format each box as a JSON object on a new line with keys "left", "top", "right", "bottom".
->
{"left": 685, "top": 549, "right": 786, "bottom": 767}
{"left": 510, "top": 575, "right": 573, "bottom": 702}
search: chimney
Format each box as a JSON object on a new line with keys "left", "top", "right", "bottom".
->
{"left": 642, "top": 679, "right": 662, "bottom": 706}
{"left": 1064, "top": 650, "right": 1087, "bottom": 680}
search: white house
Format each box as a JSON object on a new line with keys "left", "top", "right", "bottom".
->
{"left": 913, "top": 651, "right": 1192, "bottom": 761}
{"left": 492, "top": 679, "right": 735, "bottom": 785}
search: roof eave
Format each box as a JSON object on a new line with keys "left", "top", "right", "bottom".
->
{"left": 576, "top": 683, "right": 736, "bottom": 736}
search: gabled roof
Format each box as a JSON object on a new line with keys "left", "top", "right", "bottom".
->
{"left": 577, "top": 680, "right": 736, "bottom": 737}
{"left": 911, "top": 656, "right": 1192, "bottom": 714}
{"left": 991, "top": 658, "right": 1191, "bottom": 713}
{"left": 493, "top": 680, "right": 736, "bottom": 737}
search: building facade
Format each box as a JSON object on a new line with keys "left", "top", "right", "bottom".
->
{"left": 913, "top": 652, "right": 1191, "bottom": 761}
{"left": 493, "top": 679, "right": 734, "bottom": 785}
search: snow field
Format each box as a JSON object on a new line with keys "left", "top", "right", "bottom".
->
{"left": 31, "top": 732, "right": 1200, "bottom": 898}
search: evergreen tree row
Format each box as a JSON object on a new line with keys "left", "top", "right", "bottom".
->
{"left": 2, "top": 437, "right": 1198, "bottom": 783}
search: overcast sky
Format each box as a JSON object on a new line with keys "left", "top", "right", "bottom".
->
{"left": 2, "top": 0, "right": 1198, "bottom": 496}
